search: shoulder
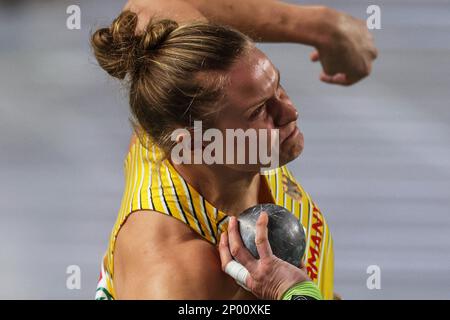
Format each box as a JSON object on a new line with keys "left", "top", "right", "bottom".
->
{"left": 115, "top": 209, "right": 206, "bottom": 256}
{"left": 113, "top": 210, "right": 231, "bottom": 299}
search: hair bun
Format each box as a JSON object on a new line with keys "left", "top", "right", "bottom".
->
{"left": 91, "top": 11, "right": 178, "bottom": 80}
{"left": 91, "top": 11, "right": 138, "bottom": 79}
{"left": 140, "top": 19, "right": 179, "bottom": 51}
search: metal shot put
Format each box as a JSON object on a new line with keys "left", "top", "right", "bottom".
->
{"left": 238, "top": 204, "right": 306, "bottom": 267}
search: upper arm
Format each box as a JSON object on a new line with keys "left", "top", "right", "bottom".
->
{"left": 113, "top": 210, "right": 231, "bottom": 299}
{"left": 135, "top": 241, "right": 229, "bottom": 299}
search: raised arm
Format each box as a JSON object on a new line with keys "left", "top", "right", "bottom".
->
{"left": 124, "top": 0, "right": 378, "bottom": 86}
{"left": 126, "top": 0, "right": 326, "bottom": 44}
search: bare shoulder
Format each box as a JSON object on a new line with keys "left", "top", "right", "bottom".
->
{"left": 113, "top": 210, "right": 233, "bottom": 299}
{"left": 115, "top": 209, "right": 203, "bottom": 252}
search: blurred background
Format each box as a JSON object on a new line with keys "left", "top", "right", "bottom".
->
{"left": 0, "top": 0, "right": 449, "bottom": 299}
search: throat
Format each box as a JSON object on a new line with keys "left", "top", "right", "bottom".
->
{"left": 215, "top": 174, "right": 275, "bottom": 216}
{"left": 258, "top": 175, "right": 276, "bottom": 204}
{"left": 171, "top": 161, "right": 275, "bottom": 217}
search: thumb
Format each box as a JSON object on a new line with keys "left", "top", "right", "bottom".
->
{"left": 300, "top": 257, "right": 307, "bottom": 270}
{"left": 320, "top": 72, "right": 348, "bottom": 85}
{"left": 310, "top": 50, "right": 320, "bottom": 62}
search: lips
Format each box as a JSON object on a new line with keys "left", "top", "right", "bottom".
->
{"left": 281, "top": 125, "right": 298, "bottom": 143}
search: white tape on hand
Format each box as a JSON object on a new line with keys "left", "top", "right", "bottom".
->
{"left": 224, "top": 260, "right": 250, "bottom": 291}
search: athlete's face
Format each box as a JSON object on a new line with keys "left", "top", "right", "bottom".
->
{"left": 212, "top": 46, "right": 304, "bottom": 172}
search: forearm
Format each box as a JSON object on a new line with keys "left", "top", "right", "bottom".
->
{"left": 124, "top": 0, "right": 377, "bottom": 85}
{"left": 125, "top": 0, "right": 332, "bottom": 47}
{"left": 185, "top": 0, "right": 329, "bottom": 46}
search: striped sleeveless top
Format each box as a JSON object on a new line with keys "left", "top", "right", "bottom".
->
{"left": 95, "top": 135, "right": 334, "bottom": 300}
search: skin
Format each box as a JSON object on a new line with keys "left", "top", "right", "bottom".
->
{"left": 114, "top": 46, "right": 304, "bottom": 299}
{"left": 125, "top": 0, "right": 378, "bottom": 85}
{"left": 114, "top": 0, "right": 377, "bottom": 299}
{"left": 173, "top": 46, "right": 302, "bottom": 216}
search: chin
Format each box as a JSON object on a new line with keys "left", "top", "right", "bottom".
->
{"left": 279, "top": 133, "right": 304, "bottom": 166}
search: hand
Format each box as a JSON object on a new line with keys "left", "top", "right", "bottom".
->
{"left": 311, "top": 8, "right": 378, "bottom": 86}
{"left": 218, "top": 212, "right": 310, "bottom": 300}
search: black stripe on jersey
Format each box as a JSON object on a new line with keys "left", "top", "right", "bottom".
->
{"left": 148, "top": 171, "right": 155, "bottom": 210}
{"left": 182, "top": 179, "right": 206, "bottom": 238}
{"left": 158, "top": 168, "right": 173, "bottom": 217}
{"left": 217, "top": 214, "right": 228, "bottom": 226}
{"left": 216, "top": 214, "right": 229, "bottom": 232}
{"left": 201, "top": 197, "right": 216, "bottom": 243}
{"left": 147, "top": 147, "right": 155, "bottom": 210}
{"left": 138, "top": 170, "right": 143, "bottom": 211}
{"left": 166, "top": 166, "right": 189, "bottom": 224}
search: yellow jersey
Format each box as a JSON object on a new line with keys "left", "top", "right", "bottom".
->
{"left": 95, "top": 135, "right": 334, "bottom": 299}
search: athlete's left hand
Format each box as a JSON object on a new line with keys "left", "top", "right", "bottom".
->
{"left": 218, "top": 212, "right": 311, "bottom": 300}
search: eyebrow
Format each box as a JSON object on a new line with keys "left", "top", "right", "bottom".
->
{"left": 247, "top": 68, "right": 281, "bottom": 110}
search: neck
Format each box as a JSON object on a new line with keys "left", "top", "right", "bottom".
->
{"left": 171, "top": 161, "right": 264, "bottom": 217}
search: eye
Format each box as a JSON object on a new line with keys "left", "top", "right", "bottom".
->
{"left": 250, "top": 104, "right": 266, "bottom": 119}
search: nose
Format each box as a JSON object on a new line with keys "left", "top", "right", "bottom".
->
{"left": 271, "top": 93, "right": 298, "bottom": 127}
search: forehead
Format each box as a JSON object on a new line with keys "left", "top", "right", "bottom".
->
{"left": 224, "top": 47, "right": 278, "bottom": 109}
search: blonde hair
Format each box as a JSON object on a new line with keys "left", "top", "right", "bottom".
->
{"left": 91, "top": 11, "right": 253, "bottom": 161}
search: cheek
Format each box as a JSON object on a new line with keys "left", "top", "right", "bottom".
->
{"left": 218, "top": 113, "right": 249, "bottom": 130}
{"left": 254, "top": 113, "right": 275, "bottom": 131}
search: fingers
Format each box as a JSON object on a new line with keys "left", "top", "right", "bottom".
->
{"left": 255, "top": 212, "right": 273, "bottom": 259}
{"left": 310, "top": 50, "right": 320, "bottom": 62}
{"left": 218, "top": 231, "right": 233, "bottom": 270}
{"left": 227, "top": 216, "right": 257, "bottom": 272}
{"left": 224, "top": 260, "right": 250, "bottom": 291}
{"left": 320, "top": 72, "right": 349, "bottom": 86}
{"left": 367, "top": 32, "right": 379, "bottom": 60}
{"left": 299, "top": 258, "right": 307, "bottom": 272}
{"left": 219, "top": 231, "right": 252, "bottom": 291}
{"left": 312, "top": 50, "right": 352, "bottom": 85}
{"left": 369, "top": 45, "right": 379, "bottom": 60}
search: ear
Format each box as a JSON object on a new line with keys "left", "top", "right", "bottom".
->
{"left": 174, "top": 127, "right": 206, "bottom": 154}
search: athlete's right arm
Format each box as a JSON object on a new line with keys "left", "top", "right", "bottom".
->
{"left": 113, "top": 210, "right": 234, "bottom": 299}
{"left": 124, "top": 0, "right": 377, "bottom": 86}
